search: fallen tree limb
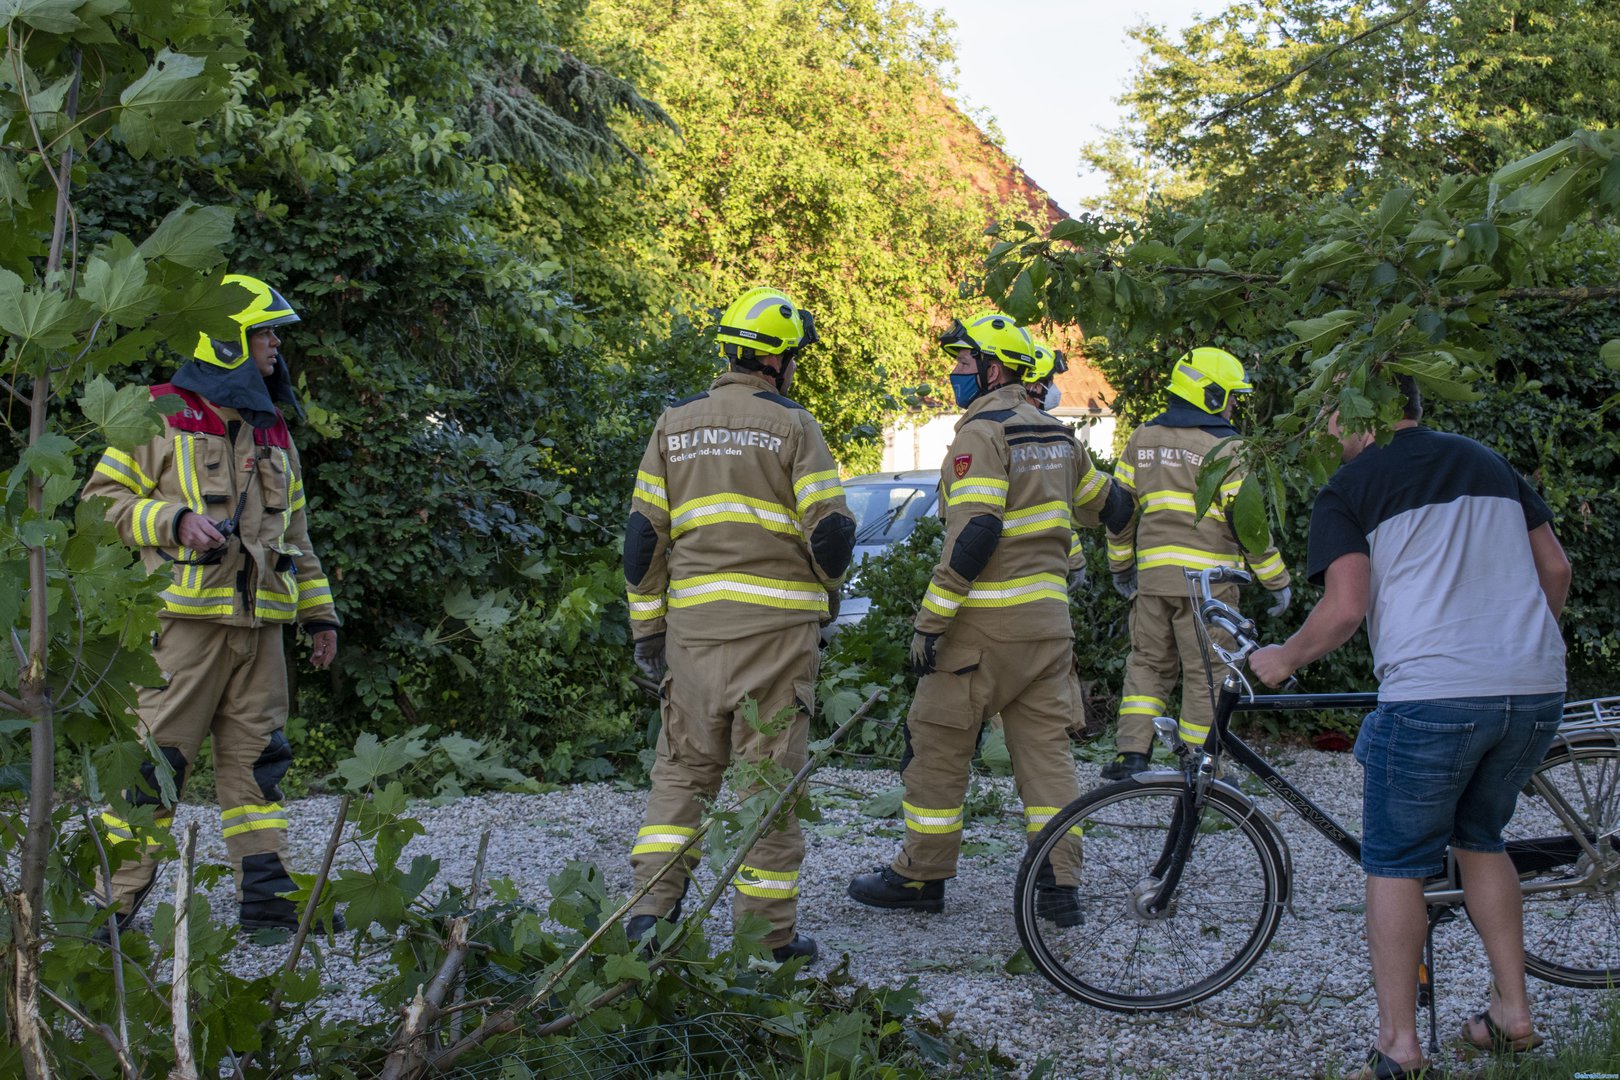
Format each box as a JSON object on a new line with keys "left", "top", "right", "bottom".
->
{"left": 413, "top": 687, "right": 886, "bottom": 1079}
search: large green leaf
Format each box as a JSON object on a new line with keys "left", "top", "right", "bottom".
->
{"left": 0, "top": 154, "right": 31, "bottom": 208}
{"left": 1230, "top": 474, "right": 1269, "bottom": 555}
{"left": 0, "top": 269, "right": 87, "bottom": 350}
{"left": 1601, "top": 157, "right": 1620, "bottom": 210}
{"left": 80, "top": 374, "right": 166, "bottom": 449}
{"left": 117, "top": 49, "right": 225, "bottom": 158}
{"left": 0, "top": 0, "right": 82, "bottom": 35}
{"left": 137, "top": 204, "right": 234, "bottom": 269}
{"left": 1601, "top": 339, "right": 1620, "bottom": 373}
{"left": 80, "top": 237, "right": 159, "bottom": 327}
{"left": 1192, "top": 454, "right": 1234, "bottom": 519}
{"left": 6, "top": 433, "right": 75, "bottom": 496}
{"left": 148, "top": 273, "right": 250, "bottom": 351}
{"left": 1284, "top": 309, "right": 1359, "bottom": 352}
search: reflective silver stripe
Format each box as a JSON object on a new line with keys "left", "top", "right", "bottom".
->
{"left": 668, "top": 579, "right": 822, "bottom": 603}
{"left": 966, "top": 579, "right": 1062, "bottom": 601}
{"left": 671, "top": 500, "right": 796, "bottom": 532}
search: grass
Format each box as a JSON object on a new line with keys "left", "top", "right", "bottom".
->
{"left": 1319, "top": 992, "right": 1620, "bottom": 1079}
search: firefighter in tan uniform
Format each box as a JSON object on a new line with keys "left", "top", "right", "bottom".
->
{"left": 623, "top": 287, "right": 855, "bottom": 963}
{"left": 83, "top": 274, "right": 342, "bottom": 934}
{"left": 1101, "top": 347, "right": 1291, "bottom": 779}
{"left": 847, "top": 314, "right": 1133, "bottom": 918}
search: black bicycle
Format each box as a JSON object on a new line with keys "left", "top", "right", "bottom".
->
{"left": 1013, "top": 567, "right": 1620, "bottom": 1013}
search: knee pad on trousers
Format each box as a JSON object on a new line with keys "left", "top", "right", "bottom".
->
{"left": 129, "top": 746, "right": 189, "bottom": 808}
{"left": 898, "top": 721, "right": 915, "bottom": 772}
{"left": 252, "top": 730, "right": 293, "bottom": 801}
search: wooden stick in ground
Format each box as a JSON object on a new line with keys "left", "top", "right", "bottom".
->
{"left": 416, "top": 688, "right": 885, "bottom": 1078}
{"left": 8, "top": 890, "right": 54, "bottom": 1080}
{"left": 446, "top": 830, "right": 491, "bottom": 1046}
{"left": 170, "top": 822, "right": 200, "bottom": 1080}
{"left": 82, "top": 811, "right": 131, "bottom": 1060}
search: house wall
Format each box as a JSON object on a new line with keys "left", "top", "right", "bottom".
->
{"left": 878, "top": 410, "right": 1118, "bottom": 473}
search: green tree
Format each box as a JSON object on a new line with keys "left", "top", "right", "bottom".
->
{"left": 0, "top": 1, "right": 253, "bottom": 1074}
{"left": 579, "top": 0, "right": 1039, "bottom": 465}
{"left": 984, "top": 133, "right": 1620, "bottom": 692}
{"left": 1091, "top": 0, "right": 1620, "bottom": 216}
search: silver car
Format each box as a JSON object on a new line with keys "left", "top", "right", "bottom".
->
{"left": 824, "top": 469, "right": 940, "bottom": 639}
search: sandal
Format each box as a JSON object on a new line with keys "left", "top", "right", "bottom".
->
{"left": 1462, "top": 1009, "right": 1544, "bottom": 1054}
{"left": 1350, "top": 1047, "right": 1430, "bottom": 1080}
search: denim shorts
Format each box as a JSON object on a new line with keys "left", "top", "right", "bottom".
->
{"left": 1354, "top": 693, "right": 1564, "bottom": 878}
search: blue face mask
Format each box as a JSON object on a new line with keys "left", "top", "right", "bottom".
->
{"left": 950, "top": 373, "right": 981, "bottom": 409}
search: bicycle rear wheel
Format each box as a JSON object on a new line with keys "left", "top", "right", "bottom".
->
{"left": 1013, "top": 779, "right": 1287, "bottom": 1012}
{"left": 1506, "top": 738, "right": 1620, "bottom": 988}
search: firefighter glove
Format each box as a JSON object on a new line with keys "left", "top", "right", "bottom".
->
{"left": 633, "top": 634, "right": 667, "bottom": 682}
{"left": 821, "top": 589, "right": 841, "bottom": 627}
{"left": 1112, "top": 569, "right": 1138, "bottom": 602}
{"left": 1265, "top": 585, "right": 1292, "bottom": 618}
{"left": 909, "top": 631, "right": 940, "bottom": 677}
{"left": 1067, "top": 567, "right": 1088, "bottom": 597}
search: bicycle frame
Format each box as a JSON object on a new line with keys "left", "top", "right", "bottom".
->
{"left": 1157, "top": 569, "right": 1620, "bottom": 916}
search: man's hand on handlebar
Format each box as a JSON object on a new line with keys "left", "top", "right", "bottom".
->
{"left": 1248, "top": 644, "right": 1295, "bottom": 689}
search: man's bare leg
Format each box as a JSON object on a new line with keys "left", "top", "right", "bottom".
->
{"left": 1365, "top": 875, "right": 1428, "bottom": 1068}
{"left": 1454, "top": 848, "right": 1537, "bottom": 1043}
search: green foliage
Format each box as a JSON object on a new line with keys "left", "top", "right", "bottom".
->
{"left": 577, "top": 0, "right": 1038, "bottom": 468}
{"left": 7, "top": 723, "right": 1003, "bottom": 1077}
{"left": 1092, "top": 0, "right": 1620, "bottom": 216}
{"left": 998, "top": 0, "right": 1620, "bottom": 708}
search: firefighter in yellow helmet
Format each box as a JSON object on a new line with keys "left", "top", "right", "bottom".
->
{"left": 623, "top": 286, "right": 855, "bottom": 964}
{"left": 1101, "top": 346, "right": 1292, "bottom": 778}
{"left": 82, "top": 274, "right": 343, "bottom": 936}
{"left": 847, "top": 313, "right": 1133, "bottom": 917}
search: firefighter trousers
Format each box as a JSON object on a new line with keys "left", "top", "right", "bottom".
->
{"left": 1114, "top": 587, "right": 1235, "bottom": 755}
{"left": 98, "top": 618, "right": 296, "bottom": 915}
{"left": 629, "top": 622, "right": 818, "bottom": 949}
{"left": 893, "top": 625, "right": 1081, "bottom": 884}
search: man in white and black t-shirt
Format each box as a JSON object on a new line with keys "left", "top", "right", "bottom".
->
{"left": 1251, "top": 377, "right": 1571, "bottom": 1080}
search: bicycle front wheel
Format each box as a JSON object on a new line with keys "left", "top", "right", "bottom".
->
{"left": 1013, "top": 779, "right": 1287, "bottom": 1012}
{"left": 1508, "top": 738, "right": 1620, "bottom": 988}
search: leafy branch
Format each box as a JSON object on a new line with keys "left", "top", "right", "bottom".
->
{"left": 1196, "top": 1, "right": 1432, "bottom": 131}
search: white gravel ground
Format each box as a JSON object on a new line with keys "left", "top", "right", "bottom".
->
{"left": 142, "top": 748, "right": 1613, "bottom": 1079}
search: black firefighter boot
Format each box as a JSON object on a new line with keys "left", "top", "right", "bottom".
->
{"left": 846, "top": 865, "right": 945, "bottom": 913}
{"left": 626, "top": 879, "right": 689, "bottom": 948}
{"left": 770, "top": 930, "right": 819, "bottom": 964}
{"left": 1032, "top": 860, "right": 1083, "bottom": 928}
{"left": 1100, "top": 751, "right": 1152, "bottom": 781}
{"left": 239, "top": 898, "right": 347, "bottom": 934}
{"left": 239, "top": 853, "right": 345, "bottom": 934}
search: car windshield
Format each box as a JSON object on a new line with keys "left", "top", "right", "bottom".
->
{"left": 847, "top": 481, "right": 936, "bottom": 544}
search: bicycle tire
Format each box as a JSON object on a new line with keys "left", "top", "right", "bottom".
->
{"left": 1507, "top": 738, "right": 1620, "bottom": 988}
{"left": 1013, "top": 778, "right": 1287, "bottom": 1012}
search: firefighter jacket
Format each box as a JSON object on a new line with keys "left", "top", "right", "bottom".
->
{"left": 1106, "top": 403, "right": 1290, "bottom": 596}
{"left": 624, "top": 372, "right": 856, "bottom": 644}
{"left": 82, "top": 384, "right": 339, "bottom": 630}
{"left": 915, "top": 384, "right": 1130, "bottom": 642}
